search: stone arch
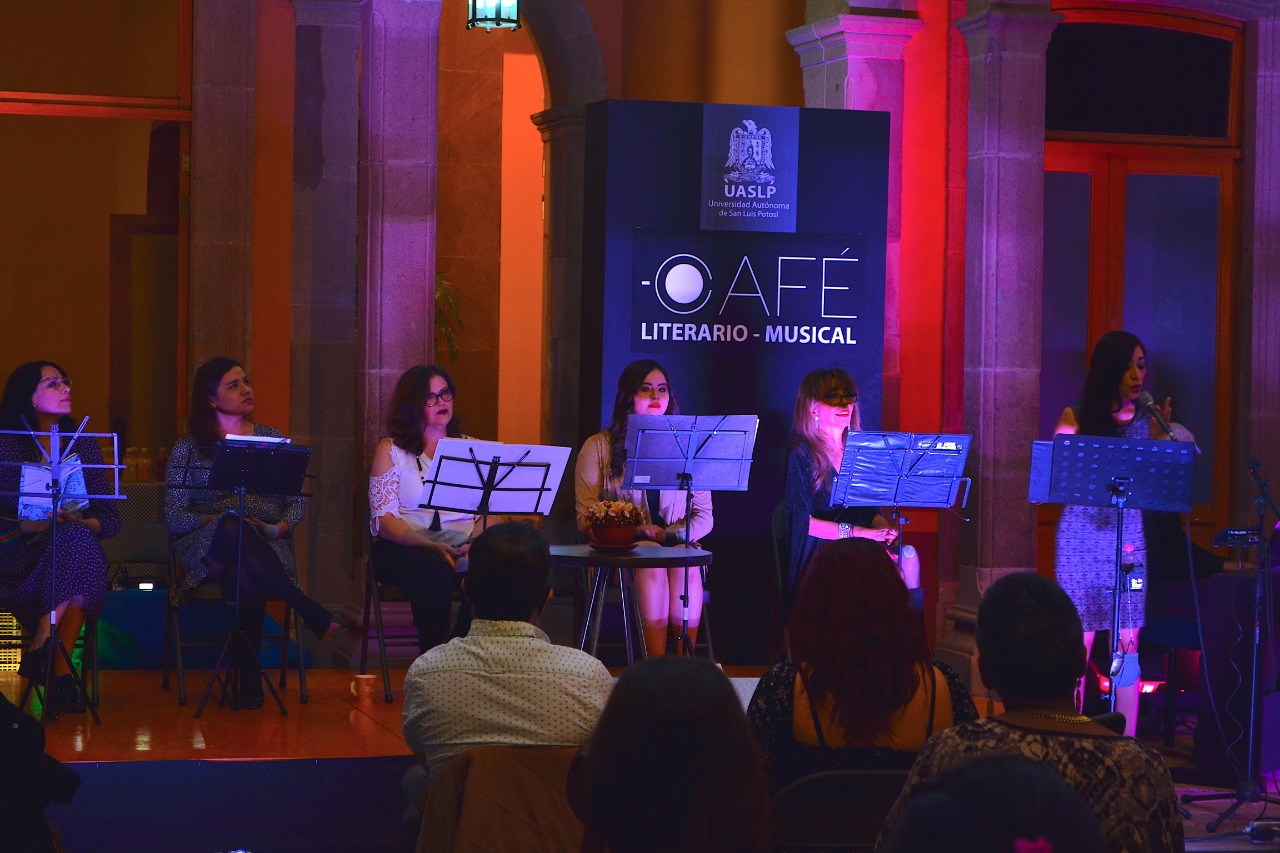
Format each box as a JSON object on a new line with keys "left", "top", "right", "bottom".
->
{"left": 517, "top": 0, "right": 607, "bottom": 454}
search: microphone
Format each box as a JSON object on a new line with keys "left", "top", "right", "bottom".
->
{"left": 1136, "top": 392, "right": 1177, "bottom": 440}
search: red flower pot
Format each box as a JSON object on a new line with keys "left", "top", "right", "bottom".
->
{"left": 590, "top": 525, "right": 637, "bottom": 548}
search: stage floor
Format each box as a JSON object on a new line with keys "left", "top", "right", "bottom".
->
{"left": 4, "top": 668, "right": 1279, "bottom": 850}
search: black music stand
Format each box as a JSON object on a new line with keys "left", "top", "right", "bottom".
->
{"left": 418, "top": 438, "right": 570, "bottom": 523}
{"left": 193, "top": 438, "right": 312, "bottom": 718}
{"left": 623, "top": 414, "right": 758, "bottom": 656}
{"left": 832, "top": 432, "right": 972, "bottom": 546}
{"left": 3, "top": 418, "right": 121, "bottom": 726}
{"left": 1029, "top": 434, "right": 1195, "bottom": 715}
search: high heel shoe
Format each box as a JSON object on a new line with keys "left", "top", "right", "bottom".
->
{"left": 52, "top": 674, "right": 88, "bottom": 714}
{"left": 18, "top": 639, "right": 52, "bottom": 683}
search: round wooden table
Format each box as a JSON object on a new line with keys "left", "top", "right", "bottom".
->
{"left": 550, "top": 544, "right": 712, "bottom": 662}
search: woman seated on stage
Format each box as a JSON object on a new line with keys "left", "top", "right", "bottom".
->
{"left": 165, "top": 357, "right": 338, "bottom": 709}
{"left": 0, "top": 361, "right": 118, "bottom": 715}
{"left": 368, "top": 365, "right": 479, "bottom": 653}
{"left": 783, "top": 367, "right": 919, "bottom": 613}
{"left": 881, "top": 572, "right": 1183, "bottom": 853}
{"left": 579, "top": 657, "right": 770, "bottom": 853}
{"left": 747, "top": 539, "right": 976, "bottom": 791}
{"left": 574, "top": 359, "right": 713, "bottom": 657}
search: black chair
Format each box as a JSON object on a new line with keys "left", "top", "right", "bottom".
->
{"left": 771, "top": 769, "right": 909, "bottom": 852}
{"left": 770, "top": 501, "right": 789, "bottom": 659}
{"left": 360, "top": 555, "right": 421, "bottom": 704}
{"left": 3, "top": 613, "right": 99, "bottom": 710}
{"left": 162, "top": 537, "right": 309, "bottom": 707}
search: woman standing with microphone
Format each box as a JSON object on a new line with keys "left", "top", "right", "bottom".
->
{"left": 1052, "top": 330, "right": 1187, "bottom": 736}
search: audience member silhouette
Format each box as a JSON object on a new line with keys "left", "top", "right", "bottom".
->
{"left": 579, "top": 657, "right": 770, "bottom": 853}
{"left": 880, "top": 572, "right": 1183, "bottom": 853}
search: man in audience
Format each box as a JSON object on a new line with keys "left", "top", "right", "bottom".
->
{"left": 401, "top": 521, "right": 613, "bottom": 776}
{"left": 880, "top": 572, "right": 1183, "bottom": 853}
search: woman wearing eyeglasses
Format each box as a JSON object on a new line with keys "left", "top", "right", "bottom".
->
{"left": 782, "top": 367, "right": 919, "bottom": 614}
{"left": 369, "top": 365, "right": 480, "bottom": 652}
{"left": 0, "top": 361, "right": 118, "bottom": 715}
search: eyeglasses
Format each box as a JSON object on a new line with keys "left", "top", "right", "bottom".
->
{"left": 40, "top": 376, "right": 72, "bottom": 391}
{"left": 425, "top": 389, "right": 454, "bottom": 407}
{"left": 821, "top": 390, "right": 857, "bottom": 406}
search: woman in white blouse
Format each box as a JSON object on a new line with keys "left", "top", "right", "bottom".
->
{"left": 368, "top": 365, "right": 479, "bottom": 652}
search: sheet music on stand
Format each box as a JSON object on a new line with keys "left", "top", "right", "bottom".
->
{"left": 1028, "top": 434, "right": 1195, "bottom": 512}
{"left": 419, "top": 438, "right": 571, "bottom": 517}
{"left": 622, "top": 414, "right": 758, "bottom": 493}
{"left": 208, "top": 437, "right": 312, "bottom": 496}
{"left": 831, "top": 432, "right": 972, "bottom": 510}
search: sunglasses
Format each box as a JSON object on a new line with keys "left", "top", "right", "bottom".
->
{"left": 821, "top": 390, "right": 857, "bottom": 406}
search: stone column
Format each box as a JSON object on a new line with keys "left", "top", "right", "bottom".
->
{"left": 1243, "top": 15, "right": 1280, "bottom": 513}
{"left": 190, "top": 0, "right": 257, "bottom": 366}
{"left": 350, "top": 0, "right": 442, "bottom": 652}
{"left": 787, "top": 10, "right": 922, "bottom": 429}
{"left": 533, "top": 105, "right": 589, "bottom": 536}
{"left": 934, "top": 0, "right": 1060, "bottom": 688}
{"left": 290, "top": 0, "right": 362, "bottom": 627}
{"left": 358, "top": 0, "right": 442, "bottom": 470}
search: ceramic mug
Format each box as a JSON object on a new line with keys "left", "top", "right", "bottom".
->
{"left": 350, "top": 673, "right": 378, "bottom": 703}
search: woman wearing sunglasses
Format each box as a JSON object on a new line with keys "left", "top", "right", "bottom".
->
{"left": 368, "top": 365, "right": 480, "bottom": 652}
{"left": 782, "top": 367, "right": 919, "bottom": 614}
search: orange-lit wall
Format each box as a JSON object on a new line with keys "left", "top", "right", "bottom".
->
{"left": 617, "top": 0, "right": 806, "bottom": 106}
{"left": 248, "top": 0, "right": 296, "bottom": 433}
{"left": 498, "top": 51, "right": 546, "bottom": 445}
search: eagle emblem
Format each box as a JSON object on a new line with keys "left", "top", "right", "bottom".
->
{"left": 725, "top": 120, "right": 775, "bottom": 184}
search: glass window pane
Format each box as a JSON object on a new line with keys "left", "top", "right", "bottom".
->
{"left": 1041, "top": 171, "right": 1092, "bottom": 439}
{"left": 1123, "top": 173, "right": 1220, "bottom": 504}
{"left": 1047, "top": 24, "right": 1232, "bottom": 139}
{"left": 0, "top": 1, "right": 181, "bottom": 99}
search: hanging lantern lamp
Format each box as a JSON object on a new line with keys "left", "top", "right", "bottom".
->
{"left": 467, "top": 0, "right": 520, "bottom": 31}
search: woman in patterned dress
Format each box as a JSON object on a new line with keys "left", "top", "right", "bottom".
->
{"left": 1052, "top": 330, "right": 1176, "bottom": 735}
{"left": 165, "top": 357, "right": 338, "bottom": 708}
{"left": 0, "top": 361, "right": 118, "bottom": 714}
{"left": 368, "top": 365, "right": 479, "bottom": 653}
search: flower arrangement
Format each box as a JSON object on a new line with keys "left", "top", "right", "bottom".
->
{"left": 580, "top": 499, "right": 645, "bottom": 529}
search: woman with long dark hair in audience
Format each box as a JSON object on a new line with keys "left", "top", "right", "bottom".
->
{"left": 165, "top": 357, "right": 338, "bottom": 709}
{"left": 748, "top": 539, "right": 975, "bottom": 791}
{"left": 881, "top": 572, "right": 1182, "bottom": 853}
{"left": 579, "top": 656, "right": 770, "bottom": 853}
{"left": 368, "top": 364, "right": 479, "bottom": 652}
{"left": 0, "top": 361, "right": 118, "bottom": 715}
{"left": 1052, "top": 330, "right": 1188, "bottom": 736}
{"left": 574, "top": 359, "right": 712, "bottom": 656}
{"left": 783, "top": 367, "right": 919, "bottom": 613}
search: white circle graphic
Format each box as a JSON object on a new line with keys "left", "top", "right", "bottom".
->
{"left": 663, "top": 263, "right": 705, "bottom": 304}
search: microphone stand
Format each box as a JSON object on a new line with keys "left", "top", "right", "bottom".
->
{"left": 1180, "top": 459, "right": 1280, "bottom": 830}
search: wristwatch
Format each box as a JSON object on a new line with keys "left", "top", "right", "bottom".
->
{"left": 837, "top": 522, "right": 853, "bottom": 539}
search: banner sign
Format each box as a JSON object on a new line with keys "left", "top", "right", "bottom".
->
{"left": 581, "top": 100, "right": 889, "bottom": 660}
{"left": 700, "top": 104, "right": 799, "bottom": 232}
{"left": 631, "top": 230, "right": 879, "bottom": 353}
